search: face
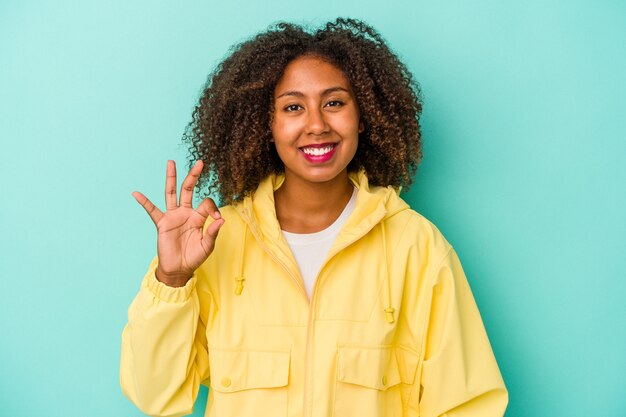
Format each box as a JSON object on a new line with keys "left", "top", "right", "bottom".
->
{"left": 271, "top": 55, "right": 363, "bottom": 186}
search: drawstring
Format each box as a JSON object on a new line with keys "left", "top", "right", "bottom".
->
{"left": 235, "top": 204, "right": 393, "bottom": 321}
{"left": 381, "top": 221, "right": 395, "bottom": 323}
{"left": 235, "top": 223, "right": 247, "bottom": 295}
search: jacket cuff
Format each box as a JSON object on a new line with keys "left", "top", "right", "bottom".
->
{"left": 144, "top": 269, "right": 197, "bottom": 303}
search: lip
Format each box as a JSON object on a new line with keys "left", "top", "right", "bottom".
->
{"left": 299, "top": 142, "right": 338, "bottom": 164}
{"left": 300, "top": 142, "right": 336, "bottom": 148}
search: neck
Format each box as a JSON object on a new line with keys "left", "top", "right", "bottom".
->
{"left": 274, "top": 171, "right": 354, "bottom": 233}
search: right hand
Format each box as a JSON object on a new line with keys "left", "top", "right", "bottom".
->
{"left": 132, "top": 160, "right": 225, "bottom": 287}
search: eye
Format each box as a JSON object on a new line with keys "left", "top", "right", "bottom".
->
{"left": 325, "top": 100, "right": 344, "bottom": 108}
{"left": 284, "top": 104, "right": 302, "bottom": 112}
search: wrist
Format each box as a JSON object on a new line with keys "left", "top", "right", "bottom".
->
{"left": 155, "top": 267, "right": 192, "bottom": 287}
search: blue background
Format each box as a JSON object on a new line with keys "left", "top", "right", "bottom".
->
{"left": 1, "top": 1, "right": 624, "bottom": 416}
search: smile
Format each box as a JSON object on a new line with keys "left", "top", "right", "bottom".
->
{"left": 301, "top": 144, "right": 336, "bottom": 156}
{"left": 299, "top": 143, "right": 338, "bottom": 163}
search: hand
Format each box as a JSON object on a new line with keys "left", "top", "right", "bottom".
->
{"left": 132, "top": 160, "right": 225, "bottom": 287}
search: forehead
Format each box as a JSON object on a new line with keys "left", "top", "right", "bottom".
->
{"left": 274, "top": 55, "right": 352, "bottom": 95}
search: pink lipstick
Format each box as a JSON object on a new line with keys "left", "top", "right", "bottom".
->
{"left": 299, "top": 143, "right": 337, "bottom": 163}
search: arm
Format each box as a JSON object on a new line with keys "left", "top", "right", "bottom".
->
{"left": 121, "top": 160, "right": 223, "bottom": 416}
{"left": 417, "top": 248, "right": 508, "bottom": 417}
{"left": 120, "top": 257, "right": 211, "bottom": 417}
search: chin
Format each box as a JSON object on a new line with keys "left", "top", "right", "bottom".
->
{"left": 296, "top": 167, "right": 350, "bottom": 184}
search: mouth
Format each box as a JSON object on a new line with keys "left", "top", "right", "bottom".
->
{"left": 299, "top": 143, "right": 338, "bottom": 163}
{"left": 300, "top": 143, "right": 336, "bottom": 156}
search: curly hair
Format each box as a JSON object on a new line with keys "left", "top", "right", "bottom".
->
{"left": 184, "top": 18, "right": 423, "bottom": 205}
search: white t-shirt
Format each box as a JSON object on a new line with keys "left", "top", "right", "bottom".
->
{"left": 281, "top": 187, "right": 358, "bottom": 300}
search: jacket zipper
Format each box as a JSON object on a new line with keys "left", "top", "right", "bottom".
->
{"left": 241, "top": 208, "right": 386, "bottom": 417}
{"left": 241, "top": 211, "right": 318, "bottom": 416}
{"left": 303, "top": 222, "right": 388, "bottom": 417}
{"left": 303, "top": 286, "right": 317, "bottom": 417}
{"left": 302, "top": 207, "right": 388, "bottom": 417}
{"left": 241, "top": 211, "right": 309, "bottom": 302}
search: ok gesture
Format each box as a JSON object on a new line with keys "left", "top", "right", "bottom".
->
{"left": 132, "top": 160, "right": 225, "bottom": 287}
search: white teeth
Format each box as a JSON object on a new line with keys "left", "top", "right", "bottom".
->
{"left": 302, "top": 145, "right": 334, "bottom": 156}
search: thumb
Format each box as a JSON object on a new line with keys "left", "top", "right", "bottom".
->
{"left": 202, "top": 217, "right": 225, "bottom": 249}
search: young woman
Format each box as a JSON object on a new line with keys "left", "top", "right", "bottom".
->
{"left": 120, "top": 18, "right": 508, "bottom": 417}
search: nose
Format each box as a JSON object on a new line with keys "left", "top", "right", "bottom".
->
{"left": 305, "top": 107, "right": 329, "bottom": 136}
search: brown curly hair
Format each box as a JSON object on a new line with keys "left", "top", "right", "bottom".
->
{"left": 184, "top": 18, "right": 423, "bottom": 205}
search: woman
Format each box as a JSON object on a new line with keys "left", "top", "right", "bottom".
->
{"left": 120, "top": 18, "right": 508, "bottom": 417}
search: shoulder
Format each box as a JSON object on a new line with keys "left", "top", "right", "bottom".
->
{"left": 383, "top": 208, "right": 461, "bottom": 294}
{"left": 196, "top": 203, "right": 247, "bottom": 290}
{"left": 384, "top": 203, "right": 453, "bottom": 262}
{"left": 199, "top": 203, "right": 247, "bottom": 246}
{"left": 217, "top": 204, "right": 243, "bottom": 222}
{"left": 217, "top": 203, "right": 247, "bottom": 234}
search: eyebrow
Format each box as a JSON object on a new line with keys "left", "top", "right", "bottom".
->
{"left": 275, "top": 86, "right": 350, "bottom": 99}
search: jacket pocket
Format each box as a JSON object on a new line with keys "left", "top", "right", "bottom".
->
{"left": 208, "top": 349, "right": 290, "bottom": 417}
{"left": 334, "top": 346, "right": 418, "bottom": 417}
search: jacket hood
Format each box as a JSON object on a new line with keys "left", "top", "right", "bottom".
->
{"left": 233, "top": 170, "right": 410, "bottom": 322}
{"left": 236, "top": 170, "right": 410, "bottom": 245}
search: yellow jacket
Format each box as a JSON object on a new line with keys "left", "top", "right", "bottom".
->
{"left": 120, "top": 171, "right": 507, "bottom": 417}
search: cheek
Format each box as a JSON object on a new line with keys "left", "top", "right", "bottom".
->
{"left": 271, "top": 117, "right": 296, "bottom": 140}
{"left": 270, "top": 121, "right": 294, "bottom": 157}
{"left": 348, "top": 139, "right": 359, "bottom": 159}
{"left": 341, "top": 109, "right": 361, "bottom": 134}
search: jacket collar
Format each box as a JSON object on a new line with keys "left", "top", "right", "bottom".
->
{"left": 236, "top": 170, "right": 408, "bottom": 250}
{"left": 234, "top": 170, "right": 409, "bottom": 318}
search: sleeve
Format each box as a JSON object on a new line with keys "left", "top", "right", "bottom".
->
{"left": 120, "top": 256, "right": 212, "bottom": 417}
{"left": 416, "top": 247, "right": 508, "bottom": 417}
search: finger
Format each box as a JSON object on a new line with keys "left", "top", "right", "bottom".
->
{"left": 165, "top": 160, "right": 178, "bottom": 210}
{"left": 180, "top": 160, "right": 203, "bottom": 208}
{"left": 202, "top": 218, "right": 225, "bottom": 249}
{"left": 132, "top": 191, "right": 163, "bottom": 225}
{"left": 196, "top": 197, "right": 221, "bottom": 220}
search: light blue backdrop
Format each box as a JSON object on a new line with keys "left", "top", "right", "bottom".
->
{"left": 1, "top": 1, "right": 624, "bottom": 416}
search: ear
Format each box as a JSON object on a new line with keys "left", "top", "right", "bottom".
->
{"left": 358, "top": 121, "right": 365, "bottom": 133}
